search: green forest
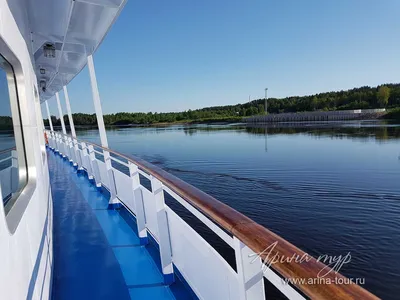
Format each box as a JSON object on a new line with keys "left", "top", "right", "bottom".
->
{"left": 0, "top": 116, "right": 13, "bottom": 130}
{"left": 43, "top": 83, "right": 400, "bottom": 126}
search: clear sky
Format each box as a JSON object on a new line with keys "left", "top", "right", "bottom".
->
{"left": 47, "top": 0, "right": 400, "bottom": 116}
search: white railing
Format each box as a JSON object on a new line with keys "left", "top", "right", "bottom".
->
{"left": 45, "top": 129, "right": 377, "bottom": 300}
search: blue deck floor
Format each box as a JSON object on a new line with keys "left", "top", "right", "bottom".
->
{"left": 48, "top": 149, "right": 194, "bottom": 300}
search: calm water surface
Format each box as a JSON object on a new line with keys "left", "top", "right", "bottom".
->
{"left": 79, "top": 122, "right": 399, "bottom": 298}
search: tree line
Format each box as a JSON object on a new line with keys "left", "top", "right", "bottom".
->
{"left": 0, "top": 116, "right": 12, "bottom": 130}
{"left": 42, "top": 83, "right": 400, "bottom": 126}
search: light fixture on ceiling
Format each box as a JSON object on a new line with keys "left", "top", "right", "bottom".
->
{"left": 43, "top": 43, "right": 55, "bottom": 58}
{"left": 40, "top": 68, "right": 45, "bottom": 74}
{"left": 40, "top": 80, "right": 46, "bottom": 92}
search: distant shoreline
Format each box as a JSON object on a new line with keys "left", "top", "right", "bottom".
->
{"left": 42, "top": 107, "right": 400, "bottom": 131}
{"left": 43, "top": 83, "right": 400, "bottom": 128}
{"left": 70, "top": 117, "right": 244, "bottom": 129}
{"left": 47, "top": 119, "right": 400, "bottom": 133}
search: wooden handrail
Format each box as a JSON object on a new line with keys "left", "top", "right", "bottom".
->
{"left": 46, "top": 130, "right": 378, "bottom": 299}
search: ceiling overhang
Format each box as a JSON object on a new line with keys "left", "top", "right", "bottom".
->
{"left": 25, "top": 0, "right": 127, "bottom": 102}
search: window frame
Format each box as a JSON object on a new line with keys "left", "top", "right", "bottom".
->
{"left": 0, "top": 53, "right": 27, "bottom": 209}
{"left": 0, "top": 37, "right": 37, "bottom": 234}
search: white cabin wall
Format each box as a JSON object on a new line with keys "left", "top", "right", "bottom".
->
{"left": 0, "top": 1, "right": 52, "bottom": 300}
{"left": 5, "top": 0, "right": 34, "bottom": 60}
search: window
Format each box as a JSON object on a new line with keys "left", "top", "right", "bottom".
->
{"left": 0, "top": 54, "right": 27, "bottom": 214}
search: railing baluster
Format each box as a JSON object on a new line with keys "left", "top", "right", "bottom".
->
{"left": 66, "top": 136, "right": 72, "bottom": 161}
{"left": 48, "top": 131, "right": 52, "bottom": 148}
{"left": 50, "top": 131, "right": 55, "bottom": 150}
{"left": 56, "top": 132, "right": 60, "bottom": 153}
{"left": 68, "top": 136, "right": 76, "bottom": 165}
{"left": 88, "top": 145, "right": 101, "bottom": 187}
{"left": 104, "top": 151, "right": 120, "bottom": 209}
{"left": 60, "top": 134, "right": 67, "bottom": 159}
{"left": 150, "top": 175, "right": 174, "bottom": 284}
{"left": 73, "top": 138, "right": 82, "bottom": 168}
{"left": 81, "top": 142, "right": 92, "bottom": 176}
{"left": 61, "top": 134, "right": 67, "bottom": 158}
{"left": 56, "top": 133, "right": 61, "bottom": 154}
{"left": 66, "top": 136, "right": 71, "bottom": 162}
{"left": 54, "top": 132, "right": 59, "bottom": 153}
{"left": 234, "top": 237, "right": 266, "bottom": 300}
{"left": 128, "top": 162, "right": 148, "bottom": 245}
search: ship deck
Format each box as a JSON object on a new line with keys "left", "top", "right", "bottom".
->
{"left": 48, "top": 149, "right": 194, "bottom": 300}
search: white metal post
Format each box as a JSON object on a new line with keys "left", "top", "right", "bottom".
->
{"left": 87, "top": 54, "right": 119, "bottom": 208}
{"left": 234, "top": 237, "right": 266, "bottom": 300}
{"left": 45, "top": 101, "right": 54, "bottom": 132}
{"left": 63, "top": 86, "right": 76, "bottom": 138}
{"left": 56, "top": 92, "right": 67, "bottom": 135}
{"left": 87, "top": 55, "right": 108, "bottom": 147}
{"left": 56, "top": 92, "right": 68, "bottom": 158}
{"left": 128, "top": 162, "right": 148, "bottom": 245}
{"left": 265, "top": 88, "right": 268, "bottom": 114}
{"left": 63, "top": 86, "right": 78, "bottom": 166}
{"left": 150, "top": 176, "right": 174, "bottom": 284}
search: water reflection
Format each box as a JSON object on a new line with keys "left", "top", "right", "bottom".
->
{"left": 245, "top": 123, "right": 400, "bottom": 142}
{"left": 176, "top": 121, "right": 400, "bottom": 143}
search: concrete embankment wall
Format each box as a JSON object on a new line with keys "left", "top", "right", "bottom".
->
{"left": 244, "top": 109, "right": 386, "bottom": 123}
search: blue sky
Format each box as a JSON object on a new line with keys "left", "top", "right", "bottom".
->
{"left": 47, "top": 0, "right": 400, "bottom": 115}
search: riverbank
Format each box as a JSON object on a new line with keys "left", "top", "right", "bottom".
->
{"left": 58, "top": 116, "right": 243, "bottom": 131}
{"left": 49, "top": 108, "right": 400, "bottom": 131}
{"left": 245, "top": 109, "right": 387, "bottom": 124}
{"left": 107, "top": 116, "right": 244, "bottom": 127}
{"left": 382, "top": 108, "right": 400, "bottom": 120}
